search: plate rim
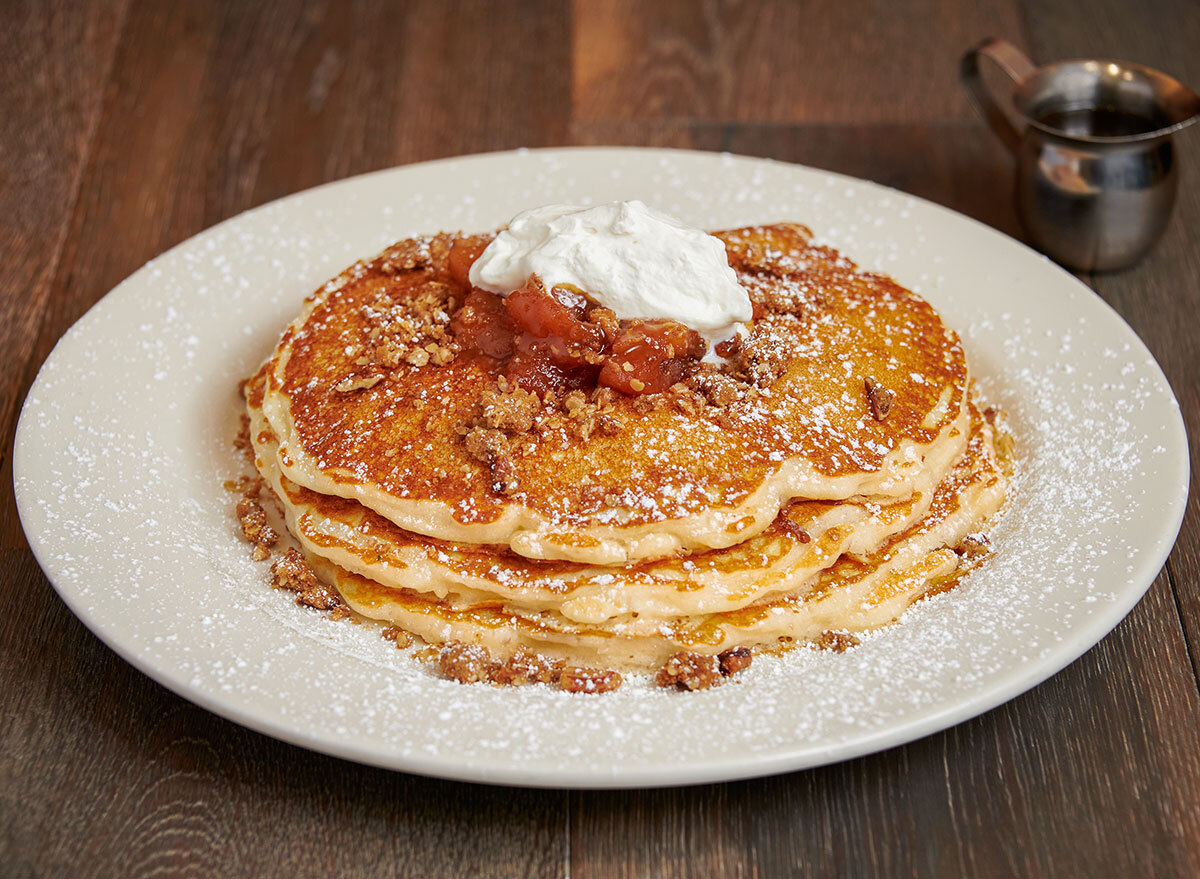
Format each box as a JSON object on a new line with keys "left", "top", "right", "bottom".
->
{"left": 12, "top": 145, "right": 1191, "bottom": 788}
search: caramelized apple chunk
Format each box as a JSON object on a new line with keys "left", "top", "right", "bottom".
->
{"left": 450, "top": 289, "right": 517, "bottom": 360}
{"left": 505, "top": 350, "right": 593, "bottom": 397}
{"left": 505, "top": 276, "right": 608, "bottom": 367}
{"left": 598, "top": 319, "right": 705, "bottom": 395}
{"left": 447, "top": 234, "right": 493, "bottom": 290}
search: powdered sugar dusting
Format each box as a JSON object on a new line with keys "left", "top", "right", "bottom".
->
{"left": 13, "top": 149, "right": 1187, "bottom": 787}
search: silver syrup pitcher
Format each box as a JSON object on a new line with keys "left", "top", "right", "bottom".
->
{"left": 961, "top": 38, "right": 1199, "bottom": 272}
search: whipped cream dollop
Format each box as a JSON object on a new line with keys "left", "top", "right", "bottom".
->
{"left": 468, "top": 201, "right": 752, "bottom": 352}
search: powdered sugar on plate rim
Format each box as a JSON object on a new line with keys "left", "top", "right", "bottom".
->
{"left": 12, "top": 148, "right": 1189, "bottom": 788}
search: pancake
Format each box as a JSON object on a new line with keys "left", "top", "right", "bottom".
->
{"left": 258, "top": 224, "right": 970, "bottom": 565}
{"left": 302, "top": 400, "right": 1008, "bottom": 672}
{"left": 247, "top": 373, "right": 946, "bottom": 623}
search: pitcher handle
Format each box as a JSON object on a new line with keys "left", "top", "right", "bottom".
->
{"left": 960, "top": 38, "right": 1037, "bottom": 154}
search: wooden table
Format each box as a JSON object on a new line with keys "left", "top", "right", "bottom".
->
{"left": 3, "top": 2, "right": 1198, "bottom": 876}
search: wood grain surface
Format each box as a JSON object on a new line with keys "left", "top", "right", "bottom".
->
{"left": 2, "top": 1, "right": 1197, "bottom": 876}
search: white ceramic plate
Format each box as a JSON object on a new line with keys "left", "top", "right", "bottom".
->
{"left": 14, "top": 148, "right": 1188, "bottom": 788}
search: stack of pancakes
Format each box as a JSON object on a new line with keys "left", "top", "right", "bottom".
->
{"left": 245, "top": 223, "right": 1009, "bottom": 672}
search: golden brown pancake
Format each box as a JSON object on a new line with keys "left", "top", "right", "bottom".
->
{"left": 258, "top": 224, "right": 970, "bottom": 565}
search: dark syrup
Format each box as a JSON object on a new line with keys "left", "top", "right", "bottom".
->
{"left": 1036, "top": 106, "right": 1164, "bottom": 138}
